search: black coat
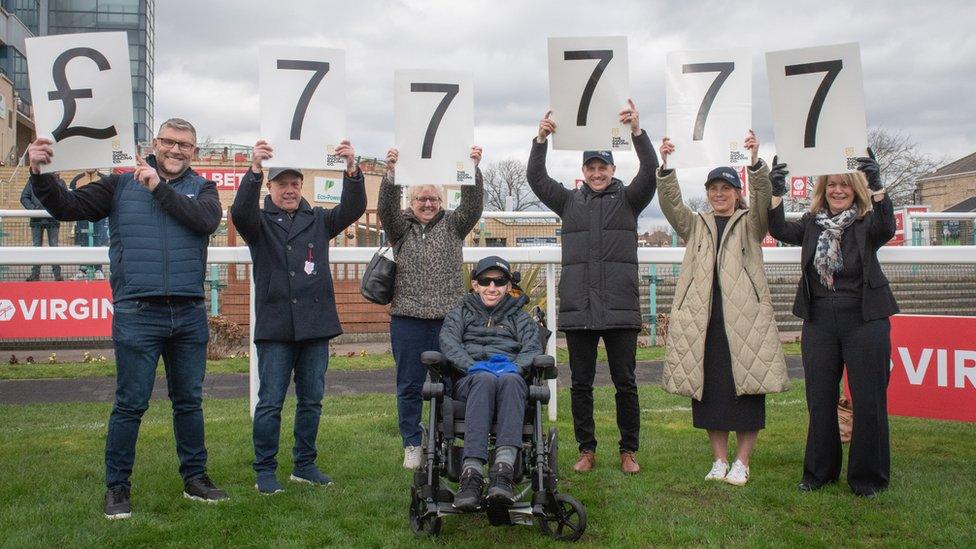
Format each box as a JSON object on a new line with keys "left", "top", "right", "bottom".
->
{"left": 768, "top": 195, "right": 899, "bottom": 322}
{"left": 230, "top": 168, "right": 367, "bottom": 342}
{"left": 21, "top": 180, "right": 62, "bottom": 227}
{"left": 527, "top": 130, "right": 658, "bottom": 330}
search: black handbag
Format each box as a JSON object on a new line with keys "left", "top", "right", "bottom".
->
{"left": 359, "top": 240, "right": 402, "bottom": 305}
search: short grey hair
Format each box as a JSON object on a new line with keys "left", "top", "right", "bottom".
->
{"left": 158, "top": 118, "right": 197, "bottom": 143}
{"left": 408, "top": 185, "right": 444, "bottom": 202}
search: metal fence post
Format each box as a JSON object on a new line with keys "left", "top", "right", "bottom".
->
{"left": 545, "top": 262, "right": 557, "bottom": 422}
{"left": 649, "top": 264, "right": 657, "bottom": 347}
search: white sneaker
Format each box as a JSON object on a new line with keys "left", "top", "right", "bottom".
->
{"left": 724, "top": 460, "right": 750, "bottom": 486}
{"left": 403, "top": 445, "right": 422, "bottom": 469}
{"left": 94, "top": 270, "right": 105, "bottom": 280}
{"left": 705, "top": 459, "right": 729, "bottom": 481}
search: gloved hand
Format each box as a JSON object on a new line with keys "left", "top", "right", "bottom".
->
{"left": 769, "top": 155, "right": 789, "bottom": 197}
{"left": 856, "top": 147, "right": 883, "bottom": 191}
{"left": 468, "top": 354, "right": 519, "bottom": 377}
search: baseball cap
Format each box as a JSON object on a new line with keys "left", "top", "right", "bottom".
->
{"left": 705, "top": 166, "right": 742, "bottom": 189}
{"left": 268, "top": 167, "right": 303, "bottom": 181}
{"left": 472, "top": 256, "right": 512, "bottom": 279}
{"left": 582, "top": 150, "right": 614, "bottom": 166}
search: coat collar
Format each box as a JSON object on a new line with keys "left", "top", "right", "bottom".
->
{"left": 699, "top": 208, "right": 748, "bottom": 253}
{"left": 263, "top": 195, "right": 315, "bottom": 242}
{"left": 579, "top": 178, "right": 623, "bottom": 197}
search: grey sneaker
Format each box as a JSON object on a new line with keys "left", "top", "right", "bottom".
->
{"left": 104, "top": 485, "right": 131, "bottom": 520}
{"left": 183, "top": 474, "right": 229, "bottom": 502}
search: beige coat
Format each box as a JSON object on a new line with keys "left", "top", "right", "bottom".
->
{"left": 658, "top": 162, "right": 790, "bottom": 400}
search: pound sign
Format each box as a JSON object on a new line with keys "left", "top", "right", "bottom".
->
{"left": 47, "top": 47, "right": 118, "bottom": 142}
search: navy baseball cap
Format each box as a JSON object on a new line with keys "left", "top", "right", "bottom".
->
{"left": 268, "top": 167, "right": 303, "bottom": 181}
{"left": 582, "top": 150, "right": 614, "bottom": 166}
{"left": 705, "top": 166, "right": 742, "bottom": 189}
{"left": 472, "top": 256, "right": 512, "bottom": 279}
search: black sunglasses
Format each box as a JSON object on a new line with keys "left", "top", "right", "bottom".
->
{"left": 476, "top": 275, "right": 510, "bottom": 287}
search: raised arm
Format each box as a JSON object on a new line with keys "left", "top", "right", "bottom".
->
{"left": 325, "top": 139, "right": 368, "bottom": 238}
{"left": 620, "top": 99, "right": 659, "bottom": 211}
{"left": 855, "top": 148, "right": 897, "bottom": 247}
{"left": 448, "top": 146, "right": 485, "bottom": 238}
{"left": 377, "top": 148, "right": 411, "bottom": 244}
{"left": 766, "top": 157, "right": 806, "bottom": 246}
{"left": 26, "top": 138, "right": 115, "bottom": 221}
{"left": 655, "top": 138, "right": 695, "bottom": 241}
{"left": 526, "top": 111, "right": 571, "bottom": 215}
{"left": 230, "top": 139, "right": 272, "bottom": 244}
{"left": 152, "top": 178, "right": 222, "bottom": 235}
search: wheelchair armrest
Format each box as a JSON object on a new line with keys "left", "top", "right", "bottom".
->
{"left": 530, "top": 355, "right": 558, "bottom": 380}
{"left": 420, "top": 351, "right": 466, "bottom": 379}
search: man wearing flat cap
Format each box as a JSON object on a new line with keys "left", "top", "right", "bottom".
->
{"left": 231, "top": 138, "right": 366, "bottom": 494}
{"left": 527, "top": 100, "right": 659, "bottom": 475}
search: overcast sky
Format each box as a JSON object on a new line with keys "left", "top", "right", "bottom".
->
{"left": 155, "top": 0, "right": 976, "bottom": 227}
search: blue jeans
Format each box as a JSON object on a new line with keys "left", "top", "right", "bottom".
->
{"left": 253, "top": 339, "right": 330, "bottom": 475}
{"left": 30, "top": 224, "right": 61, "bottom": 278}
{"left": 390, "top": 316, "right": 443, "bottom": 447}
{"left": 454, "top": 372, "right": 528, "bottom": 462}
{"left": 106, "top": 298, "right": 209, "bottom": 488}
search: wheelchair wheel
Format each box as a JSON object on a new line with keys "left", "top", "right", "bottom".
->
{"left": 538, "top": 493, "right": 586, "bottom": 542}
{"left": 409, "top": 487, "right": 442, "bottom": 536}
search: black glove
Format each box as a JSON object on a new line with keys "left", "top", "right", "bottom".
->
{"left": 769, "top": 155, "right": 789, "bottom": 197}
{"left": 856, "top": 147, "right": 883, "bottom": 191}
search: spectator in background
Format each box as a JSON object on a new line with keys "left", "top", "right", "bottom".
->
{"left": 21, "top": 174, "right": 64, "bottom": 281}
{"left": 70, "top": 169, "right": 109, "bottom": 280}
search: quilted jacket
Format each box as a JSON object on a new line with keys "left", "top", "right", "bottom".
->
{"left": 657, "top": 160, "right": 790, "bottom": 400}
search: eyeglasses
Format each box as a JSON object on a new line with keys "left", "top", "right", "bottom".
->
{"left": 156, "top": 137, "right": 196, "bottom": 152}
{"left": 476, "top": 275, "right": 510, "bottom": 287}
{"left": 412, "top": 196, "right": 441, "bottom": 204}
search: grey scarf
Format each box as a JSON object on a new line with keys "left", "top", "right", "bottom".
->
{"left": 813, "top": 206, "right": 858, "bottom": 289}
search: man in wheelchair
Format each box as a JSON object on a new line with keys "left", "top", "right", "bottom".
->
{"left": 438, "top": 256, "right": 543, "bottom": 510}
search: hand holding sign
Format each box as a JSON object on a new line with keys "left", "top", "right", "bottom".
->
{"left": 769, "top": 156, "right": 790, "bottom": 198}
{"left": 333, "top": 139, "right": 357, "bottom": 174}
{"left": 26, "top": 32, "right": 136, "bottom": 173}
{"left": 251, "top": 140, "right": 274, "bottom": 172}
{"left": 618, "top": 98, "right": 640, "bottom": 135}
{"left": 27, "top": 138, "right": 55, "bottom": 173}
{"left": 744, "top": 129, "right": 759, "bottom": 166}
{"left": 537, "top": 110, "right": 556, "bottom": 143}
{"left": 659, "top": 137, "right": 675, "bottom": 169}
{"left": 548, "top": 36, "right": 630, "bottom": 151}
{"left": 386, "top": 148, "right": 398, "bottom": 173}
{"left": 470, "top": 145, "right": 483, "bottom": 167}
{"left": 766, "top": 42, "right": 867, "bottom": 176}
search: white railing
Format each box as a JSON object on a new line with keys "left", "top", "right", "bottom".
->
{"left": 3, "top": 245, "right": 976, "bottom": 419}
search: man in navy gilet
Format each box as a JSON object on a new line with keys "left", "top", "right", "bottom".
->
{"left": 27, "top": 118, "right": 227, "bottom": 520}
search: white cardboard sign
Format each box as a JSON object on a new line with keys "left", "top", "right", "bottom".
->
{"left": 547, "top": 36, "right": 631, "bottom": 151}
{"left": 766, "top": 42, "right": 867, "bottom": 176}
{"left": 26, "top": 32, "right": 136, "bottom": 173}
{"left": 394, "top": 70, "right": 475, "bottom": 186}
{"left": 259, "top": 46, "right": 346, "bottom": 170}
{"left": 666, "top": 48, "right": 752, "bottom": 169}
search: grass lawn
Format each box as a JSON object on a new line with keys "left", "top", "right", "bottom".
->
{"left": 0, "top": 344, "right": 802, "bottom": 381}
{"left": 1, "top": 384, "right": 973, "bottom": 546}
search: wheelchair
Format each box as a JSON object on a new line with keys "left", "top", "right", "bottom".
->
{"left": 408, "top": 347, "right": 587, "bottom": 542}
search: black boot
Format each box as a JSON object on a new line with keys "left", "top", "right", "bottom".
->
{"left": 453, "top": 467, "right": 484, "bottom": 511}
{"left": 487, "top": 462, "right": 516, "bottom": 505}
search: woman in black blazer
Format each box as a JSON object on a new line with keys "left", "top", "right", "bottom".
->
{"left": 767, "top": 151, "right": 898, "bottom": 497}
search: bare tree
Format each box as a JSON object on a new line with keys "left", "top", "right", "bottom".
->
{"left": 684, "top": 195, "right": 710, "bottom": 212}
{"left": 867, "top": 128, "right": 944, "bottom": 207}
{"left": 482, "top": 159, "right": 543, "bottom": 211}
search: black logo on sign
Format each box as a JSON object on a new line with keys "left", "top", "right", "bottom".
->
{"left": 47, "top": 47, "right": 118, "bottom": 142}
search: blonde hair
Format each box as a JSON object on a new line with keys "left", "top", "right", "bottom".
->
{"left": 810, "top": 172, "right": 873, "bottom": 219}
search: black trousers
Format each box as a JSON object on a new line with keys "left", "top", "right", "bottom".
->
{"left": 565, "top": 329, "right": 640, "bottom": 453}
{"left": 801, "top": 297, "right": 891, "bottom": 496}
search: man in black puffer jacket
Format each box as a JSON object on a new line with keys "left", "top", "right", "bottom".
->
{"left": 439, "top": 256, "right": 541, "bottom": 511}
{"left": 527, "top": 99, "right": 658, "bottom": 475}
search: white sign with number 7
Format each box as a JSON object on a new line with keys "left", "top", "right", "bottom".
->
{"left": 547, "top": 36, "right": 630, "bottom": 152}
{"left": 394, "top": 70, "right": 475, "bottom": 186}
{"left": 259, "top": 45, "right": 346, "bottom": 170}
{"left": 766, "top": 42, "right": 867, "bottom": 177}
{"left": 665, "top": 48, "right": 752, "bottom": 169}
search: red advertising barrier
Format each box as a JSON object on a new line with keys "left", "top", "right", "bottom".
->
{"left": 885, "top": 314, "right": 976, "bottom": 422}
{"left": 0, "top": 282, "right": 113, "bottom": 338}
{"left": 196, "top": 168, "right": 248, "bottom": 191}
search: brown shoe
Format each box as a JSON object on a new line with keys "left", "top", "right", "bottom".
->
{"left": 572, "top": 451, "right": 595, "bottom": 473}
{"left": 620, "top": 451, "right": 640, "bottom": 474}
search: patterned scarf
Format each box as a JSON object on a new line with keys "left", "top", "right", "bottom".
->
{"left": 813, "top": 206, "right": 858, "bottom": 290}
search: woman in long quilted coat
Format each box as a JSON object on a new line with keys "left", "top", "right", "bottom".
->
{"left": 657, "top": 131, "right": 790, "bottom": 486}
